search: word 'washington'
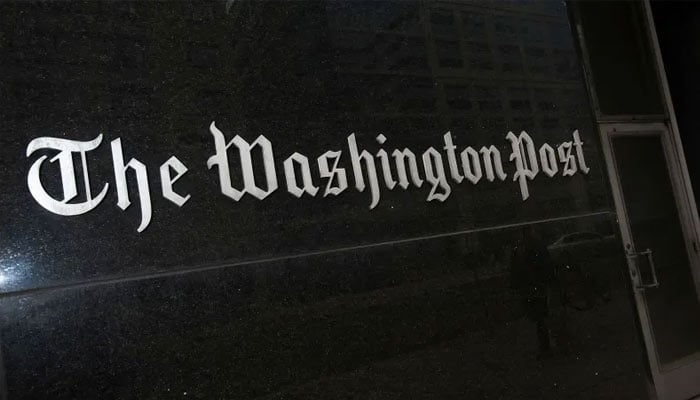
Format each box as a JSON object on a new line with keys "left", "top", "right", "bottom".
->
{"left": 26, "top": 122, "right": 590, "bottom": 232}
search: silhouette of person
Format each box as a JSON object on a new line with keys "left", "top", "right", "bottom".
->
{"left": 510, "top": 225, "right": 556, "bottom": 359}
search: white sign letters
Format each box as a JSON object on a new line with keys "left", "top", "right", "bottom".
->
{"left": 25, "top": 122, "right": 591, "bottom": 232}
{"left": 27, "top": 135, "right": 109, "bottom": 216}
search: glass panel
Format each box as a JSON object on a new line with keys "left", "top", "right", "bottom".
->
{"left": 576, "top": 1, "right": 664, "bottom": 116}
{"left": 612, "top": 135, "right": 700, "bottom": 366}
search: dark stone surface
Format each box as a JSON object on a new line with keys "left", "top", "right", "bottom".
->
{"left": 0, "top": 216, "right": 649, "bottom": 399}
{"left": 0, "top": 0, "right": 609, "bottom": 291}
{"left": 0, "top": 1, "right": 650, "bottom": 398}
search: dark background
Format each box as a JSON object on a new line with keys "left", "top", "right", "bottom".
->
{"left": 652, "top": 1, "right": 700, "bottom": 209}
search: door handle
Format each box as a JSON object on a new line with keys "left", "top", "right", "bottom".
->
{"left": 627, "top": 248, "right": 659, "bottom": 291}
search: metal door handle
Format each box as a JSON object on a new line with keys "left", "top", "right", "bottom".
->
{"left": 627, "top": 248, "right": 659, "bottom": 291}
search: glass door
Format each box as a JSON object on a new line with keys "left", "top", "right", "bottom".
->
{"left": 601, "top": 122, "right": 700, "bottom": 400}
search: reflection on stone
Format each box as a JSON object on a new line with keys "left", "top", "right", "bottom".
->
{"left": 0, "top": 0, "right": 652, "bottom": 398}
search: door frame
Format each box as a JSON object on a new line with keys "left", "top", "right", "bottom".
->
{"left": 600, "top": 122, "right": 700, "bottom": 400}
{"left": 642, "top": 0, "right": 700, "bottom": 297}
{"left": 573, "top": 0, "right": 700, "bottom": 395}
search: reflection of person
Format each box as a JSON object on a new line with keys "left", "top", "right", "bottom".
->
{"left": 510, "top": 225, "right": 555, "bottom": 359}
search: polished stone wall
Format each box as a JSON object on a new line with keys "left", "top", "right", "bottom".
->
{"left": 0, "top": 1, "right": 650, "bottom": 398}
